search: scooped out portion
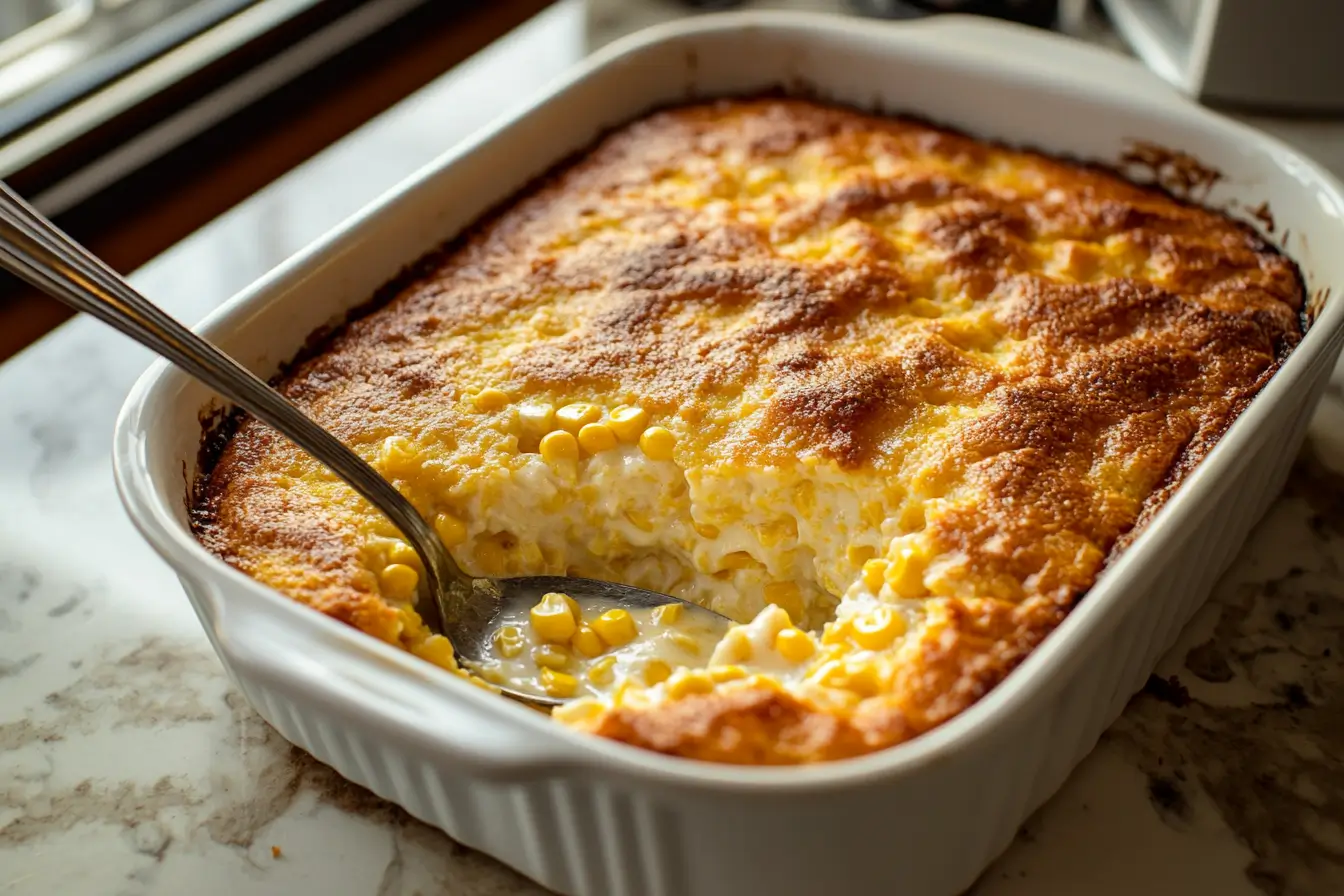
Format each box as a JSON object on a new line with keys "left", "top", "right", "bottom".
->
{"left": 192, "top": 98, "right": 1304, "bottom": 764}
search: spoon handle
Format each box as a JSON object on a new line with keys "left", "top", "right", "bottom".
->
{"left": 0, "top": 179, "right": 470, "bottom": 630}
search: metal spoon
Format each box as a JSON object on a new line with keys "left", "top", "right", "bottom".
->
{"left": 0, "top": 180, "right": 732, "bottom": 707}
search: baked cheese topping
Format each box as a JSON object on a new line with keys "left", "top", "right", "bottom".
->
{"left": 194, "top": 99, "right": 1303, "bottom": 764}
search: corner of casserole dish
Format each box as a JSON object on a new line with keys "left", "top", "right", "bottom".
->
{"left": 188, "top": 97, "right": 1305, "bottom": 765}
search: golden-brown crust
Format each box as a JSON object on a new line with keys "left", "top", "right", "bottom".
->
{"left": 577, "top": 596, "right": 1063, "bottom": 764}
{"left": 194, "top": 98, "right": 1304, "bottom": 763}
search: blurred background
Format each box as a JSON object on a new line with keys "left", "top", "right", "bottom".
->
{"left": 0, "top": 0, "right": 1338, "bottom": 358}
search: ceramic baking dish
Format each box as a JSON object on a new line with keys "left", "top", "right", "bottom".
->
{"left": 112, "top": 12, "right": 1344, "bottom": 896}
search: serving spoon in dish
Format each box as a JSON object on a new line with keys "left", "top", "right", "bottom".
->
{"left": 0, "top": 180, "right": 732, "bottom": 708}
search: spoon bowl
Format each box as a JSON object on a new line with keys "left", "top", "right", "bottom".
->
{"left": 0, "top": 178, "right": 733, "bottom": 708}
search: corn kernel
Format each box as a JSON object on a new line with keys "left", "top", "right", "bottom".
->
{"left": 667, "top": 632, "right": 703, "bottom": 655}
{"left": 494, "top": 625, "right": 525, "bottom": 659}
{"left": 471, "top": 388, "right": 509, "bottom": 411}
{"left": 608, "top": 405, "right": 649, "bottom": 442}
{"left": 775, "top": 627, "right": 816, "bottom": 663}
{"left": 379, "top": 435, "right": 418, "bottom": 476}
{"left": 820, "top": 621, "right": 849, "bottom": 646}
{"left": 847, "top": 544, "right": 877, "bottom": 566}
{"left": 578, "top": 422, "right": 617, "bottom": 455}
{"left": 530, "top": 592, "right": 578, "bottom": 643}
{"left": 588, "top": 655, "right": 618, "bottom": 686}
{"left": 556, "top": 403, "right": 601, "bottom": 433}
{"left": 623, "top": 510, "right": 654, "bottom": 532}
{"left": 763, "top": 581, "right": 804, "bottom": 621}
{"left": 694, "top": 522, "right": 720, "bottom": 539}
{"left": 413, "top": 634, "right": 455, "bottom": 669}
{"left": 642, "top": 659, "right": 672, "bottom": 686}
{"left": 379, "top": 563, "right": 419, "bottom": 600}
{"left": 667, "top": 670, "right": 715, "bottom": 698}
{"left": 839, "top": 662, "right": 883, "bottom": 697}
{"left": 560, "top": 592, "right": 582, "bottom": 619}
{"left": 851, "top": 606, "right": 906, "bottom": 651}
{"left": 553, "top": 699, "right": 604, "bottom": 725}
{"left": 539, "top": 430, "right": 580, "bottom": 464}
{"left": 885, "top": 542, "right": 929, "bottom": 599}
{"left": 638, "top": 426, "right": 676, "bottom": 461}
{"left": 651, "top": 603, "right": 683, "bottom": 626}
{"left": 571, "top": 624, "right": 605, "bottom": 658}
{"left": 540, "top": 668, "right": 578, "bottom": 698}
{"left": 709, "top": 665, "right": 748, "bottom": 683}
{"left": 518, "top": 402, "right": 555, "bottom": 436}
{"left": 591, "top": 608, "right": 638, "bottom": 647}
{"left": 386, "top": 540, "right": 419, "bottom": 568}
{"left": 434, "top": 512, "right": 468, "bottom": 547}
{"left": 532, "top": 644, "right": 571, "bottom": 670}
{"left": 717, "top": 629, "right": 753, "bottom": 663}
{"left": 720, "top": 550, "right": 760, "bottom": 570}
{"left": 862, "top": 559, "right": 889, "bottom": 592}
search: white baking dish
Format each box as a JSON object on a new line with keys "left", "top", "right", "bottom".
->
{"left": 112, "top": 12, "right": 1344, "bottom": 896}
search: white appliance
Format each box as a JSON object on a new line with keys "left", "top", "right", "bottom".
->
{"left": 1101, "top": 0, "right": 1344, "bottom": 112}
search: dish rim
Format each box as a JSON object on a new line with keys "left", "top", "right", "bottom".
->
{"left": 112, "top": 10, "right": 1344, "bottom": 791}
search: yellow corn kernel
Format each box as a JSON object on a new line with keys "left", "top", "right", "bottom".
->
{"left": 708, "top": 664, "right": 748, "bottom": 683}
{"left": 763, "top": 581, "right": 804, "bottom": 621}
{"left": 578, "top": 422, "right": 617, "bottom": 455}
{"left": 413, "top": 634, "right": 456, "bottom": 669}
{"left": 667, "top": 670, "right": 715, "bottom": 699}
{"left": 518, "top": 401, "right": 555, "bottom": 436}
{"left": 539, "top": 668, "right": 578, "bottom": 698}
{"left": 555, "top": 403, "right": 602, "bottom": 433}
{"left": 667, "top": 632, "right": 703, "bottom": 655}
{"left": 717, "top": 629, "right": 754, "bottom": 663}
{"left": 820, "top": 620, "right": 849, "bottom": 646}
{"left": 851, "top": 606, "right": 905, "bottom": 651}
{"left": 494, "top": 625, "right": 525, "bottom": 659}
{"left": 532, "top": 644, "right": 571, "bottom": 670}
{"left": 861, "top": 559, "right": 889, "bottom": 592}
{"left": 642, "top": 659, "right": 672, "bottom": 686}
{"left": 608, "top": 405, "right": 649, "bottom": 442}
{"left": 433, "top": 512, "right": 468, "bottom": 547}
{"left": 839, "top": 662, "right": 883, "bottom": 697}
{"left": 694, "top": 522, "right": 720, "bottom": 539}
{"left": 591, "top": 608, "right": 638, "bottom": 648}
{"left": 847, "top": 544, "right": 877, "bottom": 566}
{"left": 720, "top": 550, "right": 760, "bottom": 571}
{"left": 587, "top": 655, "right": 618, "bottom": 686}
{"left": 651, "top": 603, "right": 683, "bottom": 626}
{"left": 379, "top": 435, "right": 418, "bottom": 476}
{"left": 775, "top": 627, "right": 816, "bottom": 663}
{"left": 539, "top": 430, "right": 580, "bottom": 465}
{"left": 885, "top": 542, "right": 930, "bottom": 599}
{"left": 638, "top": 425, "right": 676, "bottom": 461}
{"left": 571, "top": 624, "right": 605, "bottom": 658}
{"left": 471, "top": 388, "right": 509, "bottom": 411}
{"left": 623, "top": 510, "right": 655, "bottom": 532}
{"left": 379, "top": 563, "right": 419, "bottom": 600}
{"left": 530, "top": 592, "right": 578, "bottom": 643}
{"left": 386, "top": 540, "right": 419, "bottom": 568}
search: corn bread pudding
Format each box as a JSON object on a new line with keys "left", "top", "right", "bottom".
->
{"left": 193, "top": 98, "right": 1304, "bottom": 765}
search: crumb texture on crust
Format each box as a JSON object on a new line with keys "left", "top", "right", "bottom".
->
{"left": 194, "top": 98, "right": 1303, "bottom": 764}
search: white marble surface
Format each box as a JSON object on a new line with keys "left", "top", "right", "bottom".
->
{"left": 3, "top": 2, "right": 1344, "bottom": 894}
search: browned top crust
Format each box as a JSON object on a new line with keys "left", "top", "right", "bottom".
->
{"left": 194, "top": 98, "right": 1304, "bottom": 764}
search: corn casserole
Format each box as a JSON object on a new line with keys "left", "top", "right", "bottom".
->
{"left": 192, "top": 98, "right": 1304, "bottom": 765}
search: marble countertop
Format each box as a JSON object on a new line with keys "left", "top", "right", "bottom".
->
{"left": 3, "top": 2, "right": 1344, "bottom": 894}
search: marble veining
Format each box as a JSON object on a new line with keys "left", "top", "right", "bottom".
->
{"left": 3, "top": 1, "right": 1344, "bottom": 894}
